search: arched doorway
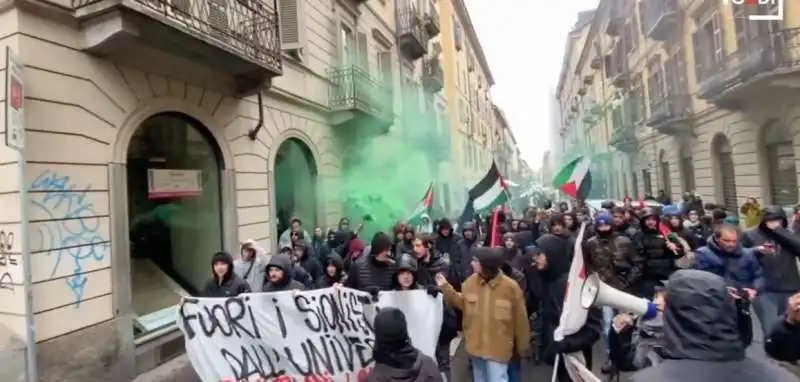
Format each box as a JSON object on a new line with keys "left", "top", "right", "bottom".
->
{"left": 274, "top": 138, "right": 318, "bottom": 238}
{"left": 680, "top": 144, "right": 696, "bottom": 193}
{"left": 659, "top": 150, "right": 672, "bottom": 197}
{"left": 763, "top": 119, "right": 798, "bottom": 206}
{"left": 126, "top": 113, "right": 224, "bottom": 337}
{"left": 712, "top": 134, "right": 738, "bottom": 212}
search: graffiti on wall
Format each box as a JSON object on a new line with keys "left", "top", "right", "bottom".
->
{"left": 0, "top": 230, "right": 16, "bottom": 292}
{"left": 30, "top": 170, "right": 109, "bottom": 307}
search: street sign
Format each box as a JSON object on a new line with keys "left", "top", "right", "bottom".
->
{"left": 5, "top": 46, "right": 24, "bottom": 151}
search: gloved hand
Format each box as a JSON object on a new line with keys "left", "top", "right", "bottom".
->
{"left": 366, "top": 286, "right": 380, "bottom": 302}
{"left": 544, "top": 340, "right": 569, "bottom": 361}
{"left": 426, "top": 285, "right": 440, "bottom": 297}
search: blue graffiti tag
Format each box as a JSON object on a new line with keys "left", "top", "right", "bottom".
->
{"left": 30, "top": 170, "right": 109, "bottom": 307}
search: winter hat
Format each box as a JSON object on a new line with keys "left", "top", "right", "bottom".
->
{"left": 595, "top": 214, "right": 612, "bottom": 226}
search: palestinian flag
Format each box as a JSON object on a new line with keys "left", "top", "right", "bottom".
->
{"left": 469, "top": 162, "right": 510, "bottom": 213}
{"left": 553, "top": 155, "right": 592, "bottom": 199}
{"left": 407, "top": 182, "right": 434, "bottom": 225}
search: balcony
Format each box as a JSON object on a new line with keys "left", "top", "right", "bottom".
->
{"left": 612, "top": 70, "right": 631, "bottom": 88}
{"left": 644, "top": 0, "right": 679, "bottom": 41}
{"left": 328, "top": 66, "right": 394, "bottom": 134}
{"left": 397, "top": 6, "right": 428, "bottom": 60}
{"left": 606, "top": 1, "right": 626, "bottom": 36}
{"left": 582, "top": 115, "right": 596, "bottom": 125}
{"left": 697, "top": 28, "right": 800, "bottom": 110}
{"left": 583, "top": 74, "right": 594, "bottom": 85}
{"left": 590, "top": 56, "right": 603, "bottom": 70}
{"left": 422, "top": 58, "right": 444, "bottom": 93}
{"left": 589, "top": 103, "right": 604, "bottom": 116}
{"left": 72, "top": 0, "right": 281, "bottom": 96}
{"left": 578, "top": 88, "right": 587, "bottom": 96}
{"left": 424, "top": 1, "right": 440, "bottom": 38}
{"left": 609, "top": 126, "right": 637, "bottom": 153}
{"left": 647, "top": 95, "right": 692, "bottom": 135}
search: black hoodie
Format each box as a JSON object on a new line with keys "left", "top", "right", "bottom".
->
{"left": 315, "top": 254, "right": 346, "bottom": 288}
{"left": 201, "top": 252, "right": 251, "bottom": 297}
{"left": 632, "top": 269, "right": 797, "bottom": 382}
{"left": 364, "top": 308, "right": 442, "bottom": 382}
{"left": 263, "top": 254, "right": 306, "bottom": 292}
{"left": 741, "top": 206, "right": 800, "bottom": 293}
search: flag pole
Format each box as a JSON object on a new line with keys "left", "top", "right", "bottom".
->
{"left": 550, "top": 354, "right": 560, "bottom": 382}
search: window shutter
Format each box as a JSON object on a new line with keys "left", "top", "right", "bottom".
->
{"left": 711, "top": 14, "right": 723, "bottom": 64}
{"left": 356, "top": 31, "right": 369, "bottom": 71}
{"left": 379, "top": 51, "right": 393, "bottom": 85}
{"left": 279, "top": 0, "right": 306, "bottom": 50}
{"left": 691, "top": 31, "right": 704, "bottom": 82}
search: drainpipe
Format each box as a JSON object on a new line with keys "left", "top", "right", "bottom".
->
{"left": 247, "top": 0, "right": 278, "bottom": 141}
{"left": 247, "top": 92, "right": 265, "bottom": 141}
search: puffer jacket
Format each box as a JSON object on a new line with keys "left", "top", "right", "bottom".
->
{"left": 693, "top": 239, "right": 765, "bottom": 292}
{"left": 583, "top": 232, "right": 643, "bottom": 292}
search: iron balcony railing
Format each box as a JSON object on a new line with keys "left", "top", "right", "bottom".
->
{"left": 648, "top": 94, "right": 691, "bottom": 126}
{"left": 71, "top": 0, "right": 282, "bottom": 73}
{"left": 422, "top": 58, "right": 444, "bottom": 92}
{"left": 609, "top": 126, "right": 637, "bottom": 149}
{"left": 424, "top": 0, "right": 440, "bottom": 37}
{"left": 698, "top": 28, "right": 800, "bottom": 99}
{"left": 328, "top": 65, "right": 393, "bottom": 118}
{"left": 642, "top": 0, "right": 678, "bottom": 38}
{"left": 397, "top": 5, "right": 427, "bottom": 43}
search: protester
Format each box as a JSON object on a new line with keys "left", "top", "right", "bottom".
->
{"left": 278, "top": 217, "right": 310, "bottom": 249}
{"left": 764, "top": 292, "right": 800, "bottom": 363}
{"left": 741, "top": 206, "right": 800, "bottom": 337}
{"left": 637, "top": 208, "right": 683, "bottom": 298}
{"left": 436, "top": 247, "right": 530, "bottom": 382}
{"left": 310, "top": 227, "right": 331, "bottom": 261}
{"left": 233, "top": 239, "right": 268, "bottom": 292}
{"left": 631, "top": 269, "right": 797, "bottom": 382}
{"left": 582, "top": 214, "right": 642, "bottom": 372}
{"left": 263, "top": 253, "right": 306, "bottom": 292}
{"left": 293, "top": 239, "right": 323, "bottom": 283}
{"left": 364, "top": 307, "right": 443, "bottom": 382}
{"left": 344, "top": 232, "right": 398, "bottom": 296}
{"left": 740, "top": 196, "right": 763, "bottom": 229}
{"left": 315, "top": 253, "right": 346, "bottom": 288}
{"left": 201, "top": 251, "right": 251, "bottom": 297}
{"left": 411, "top": 234, "right": 450, "bottom": 287}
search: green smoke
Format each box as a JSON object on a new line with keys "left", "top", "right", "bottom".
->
{"left": 335, "top": 77, "right": 450, "bottom": 239}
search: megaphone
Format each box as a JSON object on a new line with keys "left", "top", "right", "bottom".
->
{"left": 580, "top": 273, "right": 659, "bottom": 320}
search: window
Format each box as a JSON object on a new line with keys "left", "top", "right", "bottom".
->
{"left": 454, "top": 17, "right": 463, "bottom": 51}
{"left": 646, "top": 57, "right": 664, "bottom": 112}
{"left": 629, "top": 75, "right": 644, "bottom": 123}
{"left": 378, "top": 50, "right": 393, "bottom": 87}
{"left": 664, "top": 52, "right": 686, "bottom": 96}
{"left": 626, "top": 22, "right": 638, "bottom": 54}
{"left": 691, "top": 14, "right": 723, "bottom": 82}
{"left": 734, "top": 4, "right": 781, "bottom": 48}
{"left": 340, "top": 24, "right": 354, "bottom": 65}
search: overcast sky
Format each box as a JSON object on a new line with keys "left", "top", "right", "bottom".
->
{"left": 465, "top": 0, "right": 599, "bottom": 170}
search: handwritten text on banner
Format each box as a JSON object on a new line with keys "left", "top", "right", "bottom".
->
{"left": 177, "top": 288, "right": 443, "bottom": 382}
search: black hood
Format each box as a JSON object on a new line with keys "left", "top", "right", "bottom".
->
{"left": 662, "top": 269, "right": 745, "bottom": 362}
{"left": 760, "top": 205, "right": 788, "bottom": 228}
{"left": 211, "top": 251, "right": 234, "bottom": 280}
{"left": 372, "top": 307, "right": 419, "bottom": 370}
{"left": 437, "top": 218, "right": 453, "bottom": 237}
{"left": 266, "top": 254, "right": 293, "bottom": 287}
{"left": 391, "top": 254, "right": 418, "bottom": 289}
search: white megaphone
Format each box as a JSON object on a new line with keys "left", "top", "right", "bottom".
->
{"left": 580, "top": 273, "right": 659, "bottom": 320}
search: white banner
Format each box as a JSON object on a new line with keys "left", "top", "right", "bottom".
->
{"left": 177, "top": 288, "right": 443, "bottom": 382}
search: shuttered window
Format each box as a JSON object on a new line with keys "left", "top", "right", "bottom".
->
{"left": 660, "top": 160, "right": 672, "bottom": 196}
{"left": 356, "top": 32, "right": 369, "bottom": 71}
{"left": 642, "top": 169, "right": 652, "bottom": 196}
{"left": 279, "top": 0, "right": 306, "bottom": 50}
{"left": 631, "top": 172, "right": 639, "bottom": 200}
{"left": 719, "top": 152, "right": 738, "bottom": 213}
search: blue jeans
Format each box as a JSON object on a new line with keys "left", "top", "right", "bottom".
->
{"left": 507, "top": 359, "right": 521, "bottom": 382}
{"left": 470, "top": 357, "right": 509, "bottom": 382}
{"left": 753, "top": 291, "right": 793, "bottom": 337}
{"left": 602, "top": 306, "right": 615, "bottom": 353}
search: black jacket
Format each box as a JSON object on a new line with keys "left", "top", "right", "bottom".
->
{"left": 344, "top": 251, "right": 398, "bottom": 292}
{"left": 201, "top": 252, "right": 251, "bottom": 297}
{"left": 632, "top": 270, "right": 797, "bottom": 382}
{"left": 741, "top": 206, "right": 800, "bottom": 293}
{"left": 765, "top": 319, "right": 800, "bottom": 363}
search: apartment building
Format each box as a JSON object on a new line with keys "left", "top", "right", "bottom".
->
{"left": 438, "top": 0, "right": 497, "bottom": 197}
{"left": 556, "top": 9, "right": 619, "bottom": 200}
{"left": 492, "top": 103, "right": 513, "bottom": 176}
{"left": 557, "top": 0, "right": 800, "bottom": 211}
{"left": 0, "top": 0, "right": 446, "bottom": 380}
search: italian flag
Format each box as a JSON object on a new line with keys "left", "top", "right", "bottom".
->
{"left": 407, "top": 182, "right": 434, "bottom": 225}
{"left": 553, "top": 155, "right": 592, "bottom": 200}
{"left": 470, "top": 162, "right": 510, "bottom": 213}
